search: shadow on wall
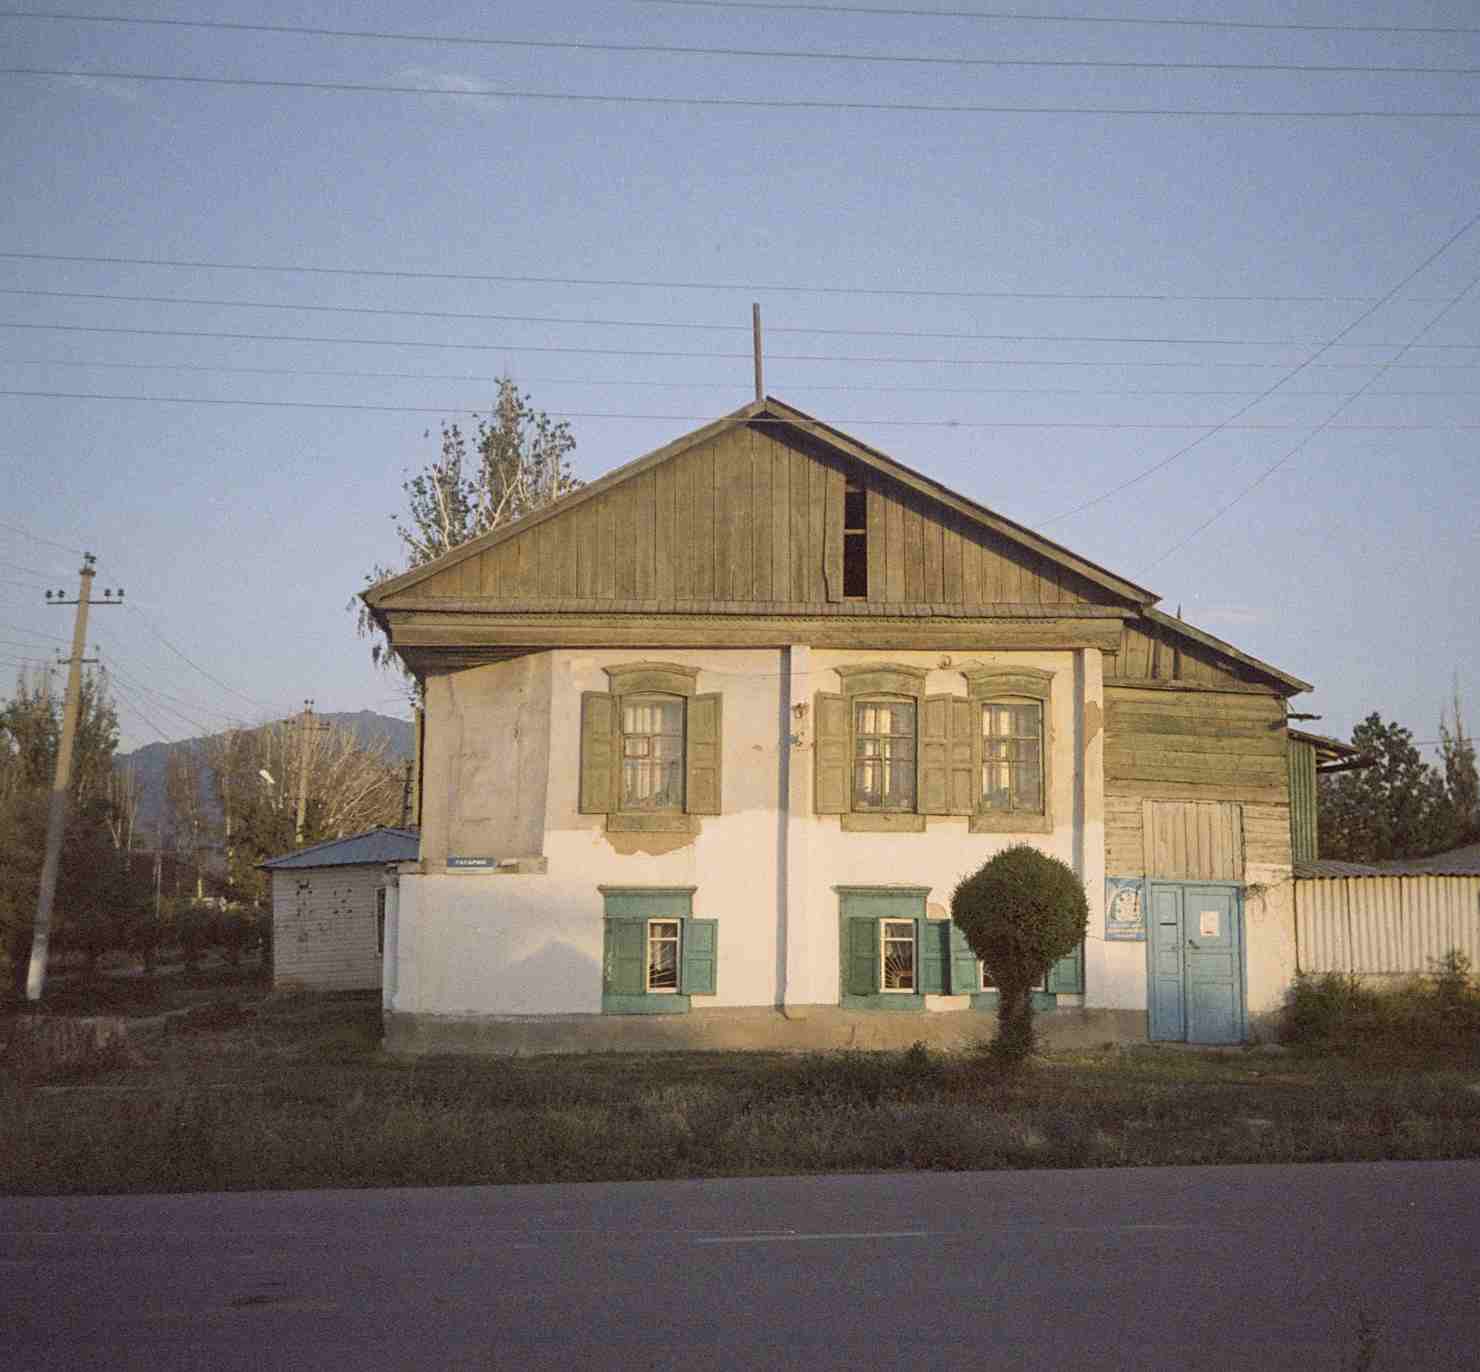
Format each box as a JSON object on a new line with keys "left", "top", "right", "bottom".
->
{"left": 495, "top": 940, "right": 602, "bottom": 1015}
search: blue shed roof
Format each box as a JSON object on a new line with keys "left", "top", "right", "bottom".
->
{"left": 259, "top": 826, "right": 420, "bottom": 871}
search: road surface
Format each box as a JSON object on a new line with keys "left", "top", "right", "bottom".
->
{"left": 4, "top": 1162, "right": 1478, "bottom": 1369}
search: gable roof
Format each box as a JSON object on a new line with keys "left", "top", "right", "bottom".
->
{"left": 259, "top": 826, "right": 419, "bottom": 871}
{"left": 364, "top": 395, "right": 1157, "bottom": 611}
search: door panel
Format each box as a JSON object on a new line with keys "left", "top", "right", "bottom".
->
{"left": 1147, "top": 882, "right": 1244, "bottom": 1044}
{"left": 1148, "top": 885, "right": 1185, "bottom": 1042}
{"left": 1183, "top": 886, "right": 1243, "bottom": 1045}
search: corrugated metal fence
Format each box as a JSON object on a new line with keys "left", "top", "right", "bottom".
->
{"left": 1295, "top": 876, "right": 1480, "bottom": 977}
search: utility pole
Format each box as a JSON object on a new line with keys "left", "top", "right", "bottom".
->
{"left": 26, "top": 555, "right": 123, "bottom": 1002}
{"left": 294, "top": 700, "right": 330, "bottom": 844}
{"left": 752, "top": 302, "right": 764, "bottom": 402}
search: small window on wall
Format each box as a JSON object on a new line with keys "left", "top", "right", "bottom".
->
{"left": 600, "top": 886, "right": 717, "bottom": 1014}
{"left": 646, "top": 919, "right": 681, "bottom": 992}
{"left": 881, "top": 919, "right": 916, "bottom": 991}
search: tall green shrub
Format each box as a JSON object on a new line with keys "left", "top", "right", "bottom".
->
{"left": 951, "top": 845, "right": 1088, "bottom": 1065}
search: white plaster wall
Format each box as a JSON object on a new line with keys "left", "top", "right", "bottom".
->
{"left": 395, "top": 647, "right": 788, "bottom": 1016}
{"left": 794, "top": 648, "right": 1104, "bottom": 1007}
{"left": 1244, "top": 865, "right": 1297, "bottom": 1017}
{"left": 394, "top": 644, "right": 1111, "bottom": 1018}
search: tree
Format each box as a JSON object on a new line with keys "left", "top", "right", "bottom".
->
{"left": 1318, "top": 713, "right": 1454, "bottom": 863}
{"left": 356, "top": 378, "right": 581, "bottom": 677}
{"left": 1439, "top": 688, "right": 1479, "bottom": 848}
{"left": 951, "top": 845, "right": 1088, "bottom": 1065}
{"left": 0, "top": 668, "right": 147, "bottom": 989}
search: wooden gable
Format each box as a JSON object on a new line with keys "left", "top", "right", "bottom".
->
{"left": 369, "top": 400, "right": 1152, "bottom": 617}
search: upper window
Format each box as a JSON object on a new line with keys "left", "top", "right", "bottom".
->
{"left": 853, "top": 698, "right": 917, "bottom": 811}
{"left": 580, "top": 664, "right": 722, "bottom": 831}
{"left": 843, "top": 479, "right": 868, "bottom": 598}
{"left": 621, "top": 695, "right": 685, "bottom": 811}
{"left": 981, "top": 698, "right": 1044, "bottom": 815}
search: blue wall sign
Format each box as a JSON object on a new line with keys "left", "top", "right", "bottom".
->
{"left": 1106, "top": 877, "right": 1147, "bottom": 941}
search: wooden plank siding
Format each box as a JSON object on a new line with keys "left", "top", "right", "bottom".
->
{"left": 381, "top": 422, "right": 1127, "bottom": 614}
{"left": 1105, "top": 683, "right": 1293, "bottom": 876}
{"left": 1105, "top": 618, "right": 1265, "bottom": 689}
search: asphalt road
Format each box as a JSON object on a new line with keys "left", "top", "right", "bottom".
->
{"left": 4, "top": 1162, "right": 1479, "bottom": 1371}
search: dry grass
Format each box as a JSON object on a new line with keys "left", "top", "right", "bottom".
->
{"left": 4, "top": 989, "right": 1480, "bottom": 1196}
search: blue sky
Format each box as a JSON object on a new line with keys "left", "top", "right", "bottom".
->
{"left": 2, "top": 0, "right": 1476, "bottom": 762}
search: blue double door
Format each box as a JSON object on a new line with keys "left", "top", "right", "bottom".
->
{"left": 1147, "top": 882, "right": 1246, "bottom": 1044}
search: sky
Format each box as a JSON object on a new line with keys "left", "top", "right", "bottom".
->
{"left": 2, "top": 0, "right": 1477, "bottom": 762}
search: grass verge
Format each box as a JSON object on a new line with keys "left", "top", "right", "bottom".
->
{"left": 4, "top": 992, "right": 1480, "bottom": 1195}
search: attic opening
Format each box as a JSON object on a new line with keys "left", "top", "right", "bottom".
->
{"left": 843, "top": 479, "right": 867, "bottom": 598}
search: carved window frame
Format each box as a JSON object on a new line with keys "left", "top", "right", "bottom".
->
{"left": 961, "top": 665, "right": 1055, "bottom": 835}
{"left": 835, "top": 663, "right": 929, "bottom": 833}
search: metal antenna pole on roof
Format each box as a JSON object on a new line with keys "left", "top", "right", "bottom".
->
{"left": 752, "top": 303, "right": 764, "bottom": 402}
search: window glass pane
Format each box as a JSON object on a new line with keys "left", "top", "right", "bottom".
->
{"left": 980, "top": 699, "right": 1044, "bottom": 814}
{"left": 648, "top": 921, "right": 680, "bottom": 991}
{"left": 853, "top": 700, "right": 917, "bottom": 810}
{"left": 882, "top": 920, "right": 915, "bottom": 991}
{"left": 621, "top": 695, "right": 685, "bottom": 810}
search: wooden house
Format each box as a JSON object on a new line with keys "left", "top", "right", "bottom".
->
{"left": 364, "top": 397, "right": 1317, "bottom": 1053}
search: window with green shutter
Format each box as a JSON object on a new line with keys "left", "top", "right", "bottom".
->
{"left": 599, "top": 886, "right": 718, "bottom": 1014}
{"left": 837, "top": 887, "right": 939, "bottom": 1010}
{"left": 580, "top": 663, "right": 722, "bottom": 833}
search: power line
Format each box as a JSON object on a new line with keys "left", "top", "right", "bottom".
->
{"left": 7, "top": 320, "right": 1478, "bottom": 368}
{"left": 0, "top": 618, "right": 69, "bottom": 643}
{"left": 6, "top": 388, "right": 1480, "bottom": 428}
{"left": 0, "top": 249, "right": 1436, "bottom": 304}
{"left": 642, "top": 0, "right": 1480, "bottom": 37}
{"left": 11, "top": 67, "right": 1480, "bottom": 116}
{"left": 102, "top": 671, "right": 178, "bottom": 744}
{"left": 90, "top": 624, "right": 265, "bottom": 730}
{"left": 8, "top": 355, "right": 1480, "bottom": 399}
{"left": 124, "top": 603, "right": 275, "bottom": 712}
{"left": 8, "top": 10, "right": 1480, "bottom": 74}
{"left": 5, "top": 286, "right": 1480, "bottom": 350}
{"left": 1149, "top": 263, "right": 1480, "bottom": 568}
{"left": 1045, "top": 204, "right": 1480, "bottom": 524}
{"left": 0, "top": 517, "right": 85, "bottom": 556}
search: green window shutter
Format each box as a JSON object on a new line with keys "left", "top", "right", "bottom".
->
{"left": 948, "top": 922, "right": 981, "bottom": 995}
{"left": 814, "top": 692, "right": 849, "bottom": 815}
{"left": 682, "top": 917, "right": 717, "bottom": 995}
{"left": 603, "top": 917, "right": 647, "bottom": 996}
{"left": 947, "top": 697, "right": 976, "bottom": 815}
{"left": 919, "top": 918, "right": 949, "bottom": 994}
{"left": 847, "top": 916, "right": 880, "bottom": 996}
{"left": 580, "top": 691, "right": 617, "bottom": 814}
{"left": 685, "top": 693, "right": 723, "bottom": 815}
{"left": 918, "top": 695, "right": 951, "bottom": 815}
{"left": 1047, "top": 940, "right": 1084, "bottom": 994}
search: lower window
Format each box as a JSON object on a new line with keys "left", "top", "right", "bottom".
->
{"left": 840, "top": 887, "right": 1084, "bottom": 1010}
{"left": 600, "top": 886, "right": 717, "bottom": 1014}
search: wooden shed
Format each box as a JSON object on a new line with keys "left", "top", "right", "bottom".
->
{"left": 260, "top": 827, "right": 419, "bottom": 992}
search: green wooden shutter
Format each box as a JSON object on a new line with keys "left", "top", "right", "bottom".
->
{"left": 919, "top": 918, "right": 949, "bottom": 994}
{"left": 814, "top": 692, "right": 849, "bottom": 814}
{"left": 682, "top": 917, "right": 717, "bottom": 995}
{"left": 580, "top": 691, "right": 617, "bottom": 814}
{"left": 948, "top": 922, "right": 982, "bottom": 995}
{"left": 1047, "top": 940, "right": 1084, "bottom": 994}
{"left": 919, "top": 695, "right": 951, "bottom": 815}
{"left": 603, "top": 917, "right": 646, "bottom": 996}
{"left": 847, "top": 917, "right": 879, "bottom": 996}
{"left": 947, "top": 697, "right": 976, "bottom": 815}
{"left": 685, "top": 694, "right": 722, "bottom": 815}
